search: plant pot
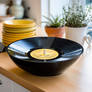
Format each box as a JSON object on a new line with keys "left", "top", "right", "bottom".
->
{"left": 45, "top": 26, "right": 65, "bottom": 38}
{"left": 65, "top": 26, "right": 88, "bottom": 45}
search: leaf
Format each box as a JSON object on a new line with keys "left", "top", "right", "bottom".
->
{"left": 42, "top": 14, "right": 64, "bottom": 27}
{"left": 63, "top": 5, "right": 89, "bottom": 27}
{"left": 43, "top": 16, "right": 54, "bottom": 24}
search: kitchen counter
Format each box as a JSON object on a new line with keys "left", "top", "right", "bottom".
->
{"left": 0, "top": 25, "right": 92, "bottom": 92}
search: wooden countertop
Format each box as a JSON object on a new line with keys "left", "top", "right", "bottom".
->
{"left": 0, "top": 25, "right": 92, "bottom": 92}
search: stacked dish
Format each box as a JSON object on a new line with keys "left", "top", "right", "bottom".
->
{"left": 2, "top": 20, "right": 37, "bottom": 46}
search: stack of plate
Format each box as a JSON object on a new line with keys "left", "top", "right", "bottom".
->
{"left": 2, "top": 20, "right": 37, "bottom": 46}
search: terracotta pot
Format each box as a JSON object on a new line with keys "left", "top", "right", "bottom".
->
{"left": 45, "top": 26, "right": 65, "bottom": 38}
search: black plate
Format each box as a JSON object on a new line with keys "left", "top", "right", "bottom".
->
{"left": 7, "top": 37, "right": 83, "bottom": 76}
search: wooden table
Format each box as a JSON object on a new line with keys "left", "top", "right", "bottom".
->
{"left": 0, "top": 24, "right": 92, "bottom": 92}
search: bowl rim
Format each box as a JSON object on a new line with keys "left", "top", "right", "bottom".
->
{"left": 6, "top": 37, "right": 84, "bottom": 63}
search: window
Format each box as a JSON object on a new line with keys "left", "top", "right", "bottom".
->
{"left": 86, "top": 0, "right": 92, "bottom": 4}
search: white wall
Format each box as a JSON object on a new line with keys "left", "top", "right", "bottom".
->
{"left": 0, "top": 0, "right": 9, "bottom": 4}
{"left": 70, "top": 0, "right": 86, "bottom": 9}
{"left": 41, "top": 0, "right": 49, "bottom": 27}
{"left": 49, "top": 0, "right": 69, "bottom": 16}
{"left": 70, "top": 0, "right": 86, "bottom": 5}
{"left": 41, "top": 0, "right": 49, "bottom": 21}
{"left": 24, "top": 0, "right": 41, "bottom": 24}
{"left": 24, "top": 0, "right": 50, "bottom": 25}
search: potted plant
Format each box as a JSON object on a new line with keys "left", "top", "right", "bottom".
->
{"left": 43, "top": 15, "right": 65, "bottom": 38}
{"left": 63, "top": 5, "right": 92, "bottom": 45}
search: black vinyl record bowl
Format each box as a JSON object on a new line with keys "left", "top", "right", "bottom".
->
{"left": 7, "top": 37, "right": 83, "bottom": 76}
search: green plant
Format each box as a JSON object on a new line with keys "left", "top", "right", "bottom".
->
{"left": 63, "top": 5, "right": 92, "bottom": 27}
{"left": 43, "top": 15, "right": 65, "bottom": 28}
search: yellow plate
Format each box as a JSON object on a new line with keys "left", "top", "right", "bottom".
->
{"left": 3, "top": 33, "right": 36, "bottom": 38}
{"left": 3, "top": 19, "right": 36, "bottom": 28}
{"left": 2, "top": 34, "right": 36, "bottom": 40}
{"left": 2, "top": 36, "right": 36, "bottom": 42}
{"left": 2, "top": 31, "right": 36, "bottom": 36}
{"left": 3, "top": 40, "right": 15, "bottom": 44}
{"left": 2, "top": 33, "right": 36, "bottom": 40}
{"left": 3, "top": 27, "right": 36, "bottom": 33}
{"left": 3, "top": 36, "right": 36, "bottom": 46}
{"left": 3, "top": 36, "right": 36, "bottom": 42}
{"left": 3, "top": 42, "right": 14, "bottom": 46}
{"left": 3, "top": 31, "right": 36, "bottom": 35}
{"left": 3, "top": 35, "right": 36, "bottom": 39}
